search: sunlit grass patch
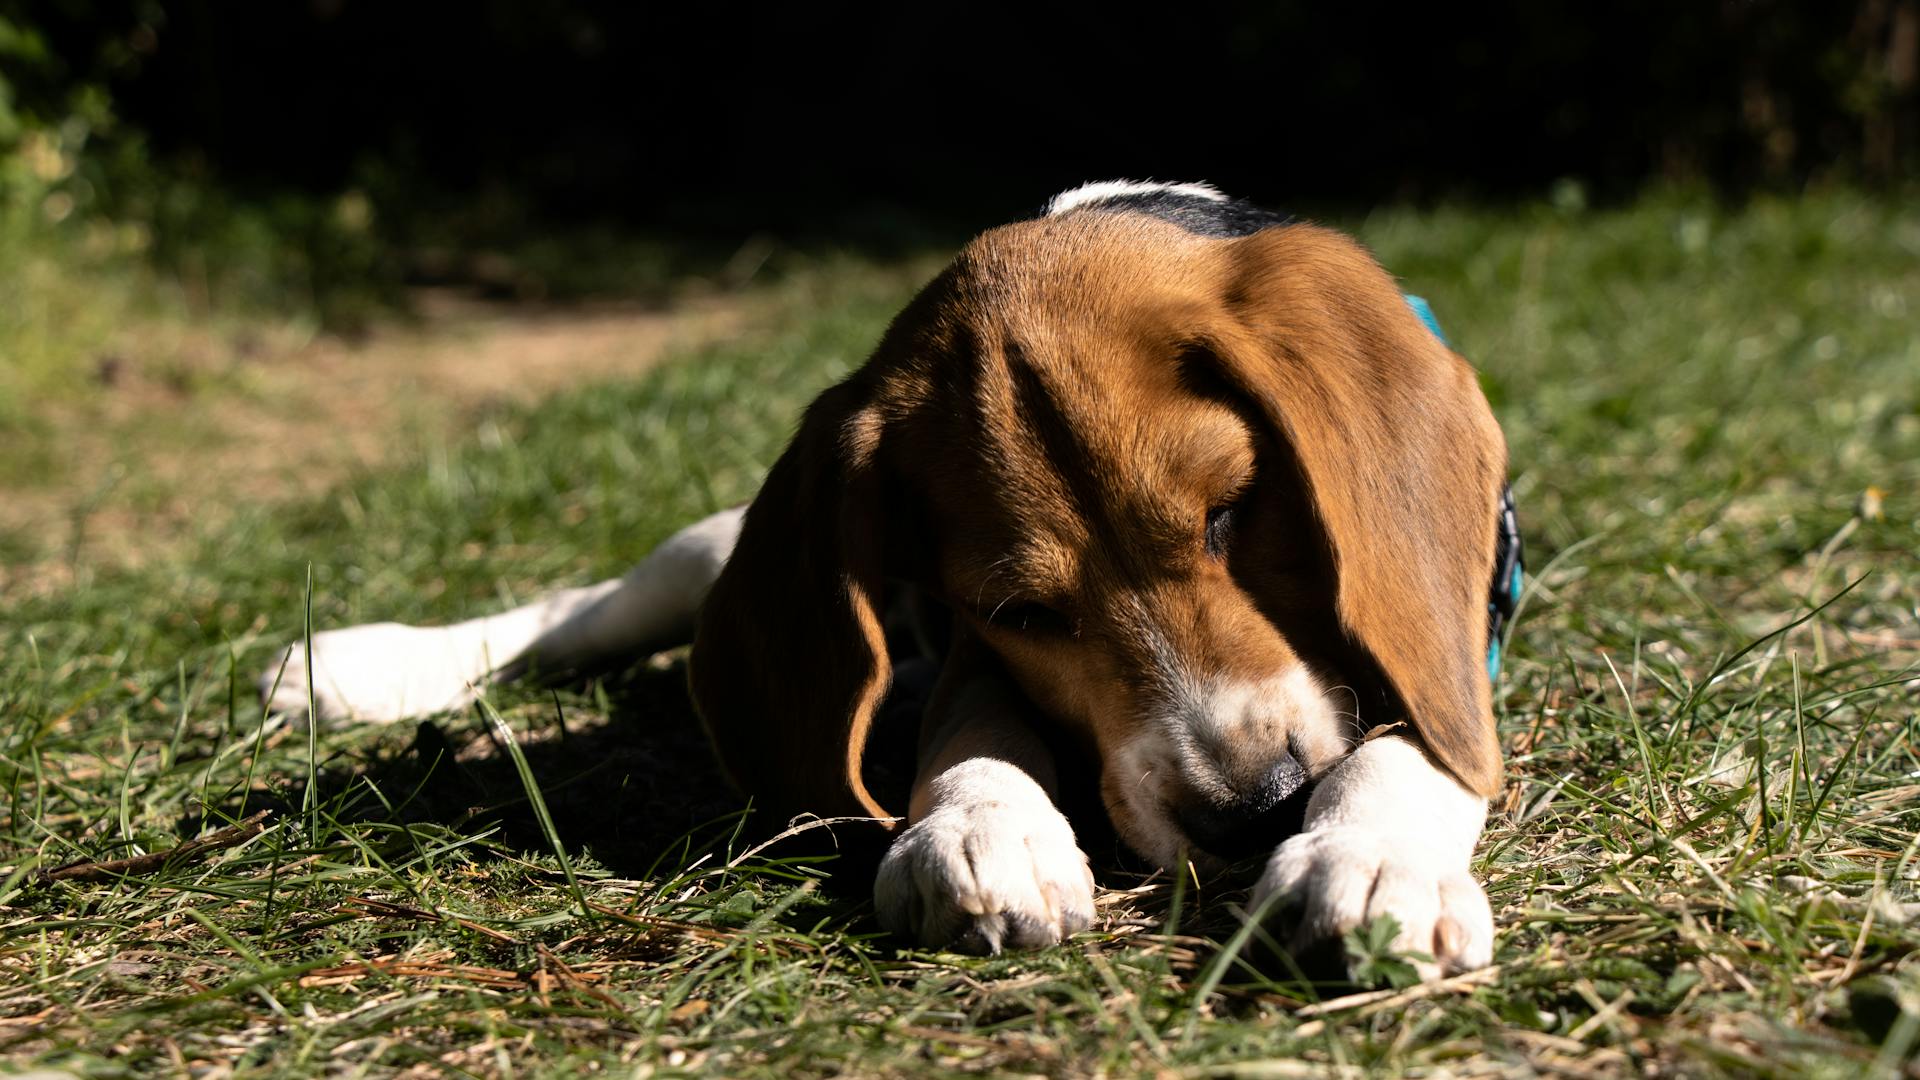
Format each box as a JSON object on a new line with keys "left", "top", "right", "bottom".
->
{"left": 2, "top": 193, "right": 1917, "bottom": 1076}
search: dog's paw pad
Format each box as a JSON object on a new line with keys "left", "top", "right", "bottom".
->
{"left": 874, "top": 798, "right": 1094, "bottom": 954}
{"left": 1250, "top": 824, "right": 1493, "bottom": 981}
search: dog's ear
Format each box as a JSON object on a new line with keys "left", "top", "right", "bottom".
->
{"left": 689, "top": 374, "right": 899, "bottom": 832}
{"left": 1209, "top": 224, "right": 1508, "bottom": 797}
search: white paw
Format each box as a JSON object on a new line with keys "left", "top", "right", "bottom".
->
{"left": 258, "top": 623, "right": 483, "bottom": 725}
{"left": 874, "top": 781, "right": 1095, "bottom": 954}
{"left": 1251, "top": 824, "right": 1494, "bottom": 980}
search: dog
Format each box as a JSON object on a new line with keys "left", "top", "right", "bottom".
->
{"left": 261, "top": 181, "right": 1521, "bottom": 979}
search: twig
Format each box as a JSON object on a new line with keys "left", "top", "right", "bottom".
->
{"left": 534, "top": 943, "right": 629, "bottom": 1011}
{"left": 1290, "top": 965, "right": 1503, "bottom": 1038}
{"left": 585, "top": 902, "right": 734, "bottom": 942}
{"left": 340, "top": 895, "right": 522, "bottom": 945}
{"left": 42, "top": 811, "right": 273, "bottom": 882}
{"left": 724, "top": 814, "right": 902, "bottom": 868}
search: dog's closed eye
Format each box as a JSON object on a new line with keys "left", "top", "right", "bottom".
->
{"left": 984, "top": 599, "right": 1074, "bottom": 636}
{"left": 1204, "top": 503, "right": 1235, "bottom": 559}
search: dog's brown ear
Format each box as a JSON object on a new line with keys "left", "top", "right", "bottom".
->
{"left": 1212, "top": 224, "right": 1508, "bottom": 797}
{"left": 689, "top": 375, "right": 899, "bottom": 830}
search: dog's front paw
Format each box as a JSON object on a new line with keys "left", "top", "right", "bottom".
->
{"left": 874, "top": 780, "right": 1095, "bottom": 954}
{"left": 258, "top": 623, "right": 481, "bottom": 725}
{"left": 1251, "top": 825, "right": 1493, "bottom": 981}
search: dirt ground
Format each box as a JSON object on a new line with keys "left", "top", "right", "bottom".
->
{"left": 0, "top": 289, "right": 750, "bottom": 597}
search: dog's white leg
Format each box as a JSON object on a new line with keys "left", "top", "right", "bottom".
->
{"left": 1251, "top": 735, "right": 1495, "bottom": 979}
{"left": 873, "top": 643, "right": 1096, "bottom": 954}
{"left": 260, "top": 506, "right": 745, "bottom": 724}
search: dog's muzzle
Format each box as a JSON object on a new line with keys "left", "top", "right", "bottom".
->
{"left": 1174, "top": 754, "right": 1311, "bottom": 858}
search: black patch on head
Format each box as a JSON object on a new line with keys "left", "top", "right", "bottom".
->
{"left": 1044, "top": 187, "right": 1294, "bottom": 237}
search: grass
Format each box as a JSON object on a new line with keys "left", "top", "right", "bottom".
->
{"left": 3, "top": 190, "right": 1918, "bottom": 1077}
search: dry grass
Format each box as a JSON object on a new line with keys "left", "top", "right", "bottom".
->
{"left": 2, "top": 195, "right": 1917, "bottom": 1077}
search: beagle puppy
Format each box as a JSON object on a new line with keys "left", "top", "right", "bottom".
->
{"left": 263, "top": 181, "right": 1520, "bottom": 979}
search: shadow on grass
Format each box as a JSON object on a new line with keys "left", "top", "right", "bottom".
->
{"left": 212, "top": 656, "right": 927, "bottom": 893}
{"left": 198, "top": 655, "right": 1359, "bottom": 986}
{"left": 405, "top": 661, "right": 755, "bottom": 876}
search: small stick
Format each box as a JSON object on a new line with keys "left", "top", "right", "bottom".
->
{"left": 43, "top": 810, "right": 273, "bottom": 882}
{"left": 340, "top": 895, "right": 524, "bottom": 945}
{"left": 1290, "top": 965, "right": 1503, "bottom": 1037}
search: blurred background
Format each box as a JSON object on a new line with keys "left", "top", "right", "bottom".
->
{"left": 7, "top": 1, "right": 1916, "bottom": 302}
{"left": 1, "top": 0, "right": 1916, "bottom": 587}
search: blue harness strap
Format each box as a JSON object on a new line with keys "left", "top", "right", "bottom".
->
{"left": 1405, "top": 295, "right": 1447, "bottom": 344}
{"left": 1404, "top": 295, "right": 1524, "bottom": 682}
{"left": 1488, "top": 487, "right": 1524, "bottom": 680}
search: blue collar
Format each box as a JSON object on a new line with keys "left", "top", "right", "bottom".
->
{"left": 1405, "top": 294, "right": 1448, "bottom": 344}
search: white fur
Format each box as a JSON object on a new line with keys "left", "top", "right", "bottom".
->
{"left": 874, "top": 758, "right": 1096, "bottom": 954}
{"left": 260, "top": 507, "right": 745, "bottom": 723}
{"left": 1110, "top": 664, "right": 1346, "bottom": 868}
{"left": 1251, "top": 735, "right": 1494, "bottom": 977}
{"left": 1045, "top": 179, "right": 1227, "bottom": 216}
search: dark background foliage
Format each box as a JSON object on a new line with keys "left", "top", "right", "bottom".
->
{"left": 10, "top": 0, "right": 1918, "bottom": 241}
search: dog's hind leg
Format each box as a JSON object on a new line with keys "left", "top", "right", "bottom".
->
{"left": 259, "top": 506, "right": 745, "bottom": 724}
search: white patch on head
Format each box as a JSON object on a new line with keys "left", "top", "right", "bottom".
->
{"left": 1105, "top": 653, "right": 1352, "bottom": 868}
{"left": 1045, "top": 179, "right": 1228, "bottom": 216}
{"left": 1176, "top": 666, "right": 1345, "bottom": 769}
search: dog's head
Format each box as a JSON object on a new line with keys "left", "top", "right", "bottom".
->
{"left": 691, "top": 206, "right": 1507, "bottom": 866}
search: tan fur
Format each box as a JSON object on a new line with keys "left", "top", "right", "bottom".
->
{"left": 689, "top": 209, "right": 1506, "bottom": 854}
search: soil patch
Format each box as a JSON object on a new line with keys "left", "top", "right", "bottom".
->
{"left": 0, "top": 288, "right": 751, "bottom": 597}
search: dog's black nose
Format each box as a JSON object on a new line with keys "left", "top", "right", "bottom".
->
{"left": 1176, "top": 755, "right": 1309, "bottom": 859}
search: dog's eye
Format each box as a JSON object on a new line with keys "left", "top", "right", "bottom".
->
{"left": 1204, "top": 503, "right": 1235, "bottom": 558}
{"left": 984, "top": 600, "right": 1071, "bottom": 635}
